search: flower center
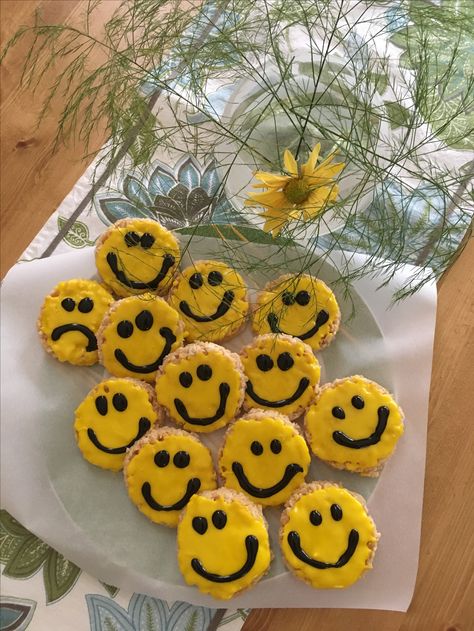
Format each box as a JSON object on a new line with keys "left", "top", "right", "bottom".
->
{"left": 284, "top": 178, "right": 311, "bottom": 204}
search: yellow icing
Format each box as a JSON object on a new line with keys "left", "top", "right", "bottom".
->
{"left": 38, "top": 279, "right": 114, "bottom": 366}
{"left": 240, "top": 335, "right": 320, "bottom": 417}
{"left": 125, "top": 431, "right": 216, "bottom": 527}
{"left": 219, "top": 414, "right": 311, "bottom": 506}
{"left": 168, "top": 261, "right": 249, "bottom": 342}
{"left": 74, "top": 378, "right": 158, "bottom": 471}
{"left": 95, "top": 219, "right": 180, "bottom": 297}
{"left": 155, "top": 343, "right": 244, "bottom": 433}
{"left": 177, "top": 491, "right": 271, "bottom": 599}
{"left": 305, "top": 376, "right": 404, "bottom": 471}
{"left": 252, "top": 274, "right": 340, "bottom": 351}
{"left": 280, "top": 485, "right": 377, "bottom": 588}
{"left": 99, "top": 294, "right": 185, "bottom": 383}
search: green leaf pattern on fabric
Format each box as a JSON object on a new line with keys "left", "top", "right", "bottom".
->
{"left": 57, "top": 216, "right": 96, "bottom": 248}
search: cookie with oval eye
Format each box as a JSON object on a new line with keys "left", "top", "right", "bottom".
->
{"left": 177, "top": 487, "right": 272, "bottom": 599}
{"left": 252, "top": 274, "right": 340, "bottom": 351}
{"left": 97, "top": 294, "right": 186, "bottom": 383}
{"left": 124, "top": 426, "right": 217, "bottom": 527}
{"left": 219, "top": 409, "right": 311, "bottom": 507}
{"left": 74, "top": 378, "right": 160, "bottom": 471}
{"left": 95, "top": 218, "right": 180, "bottom": 297}
{"left": 168, "top": 260, "right": 249, "bottom": 342}
{"left": 155, "top": 342, "right": 246, "bottom": 433}
{"left": 38, "top": 279, "right": 114, "bottom": 366}
{"left": 305, "top": 375, "right": 404, "bottom": 476}
{"left": 280, "top": 482, "right": 379, "bottom": 589}
{"left": 240, "top": 334, "right": 320, "bottom": 420}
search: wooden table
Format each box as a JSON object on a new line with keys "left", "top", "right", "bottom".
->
{"left": 2, "top": 2, "right": 473, "bottom": 630}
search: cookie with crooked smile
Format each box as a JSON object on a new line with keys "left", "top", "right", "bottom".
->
{"left": 124, "top": 427, "right": 216, "bottom": 527}
{"left": 280, "top": 482, "right": 379, "bottom": 589}
{"left": 219, "top": 410, "right": 310, "bottom": 507}
{"left": 240, "top": 334, "right": 320, "bottom": 420}
{"left": 95, "top": 218, "right": 180, "bottom": 297}
{"left": 177, "top": 488, "right": 271, "bottom": 599}
{"left": 305, "top": 375, "right": 404, "bottom": 476}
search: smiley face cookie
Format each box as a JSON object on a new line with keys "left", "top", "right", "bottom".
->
{"left": 168, "top": 260, "right": 249, "bottom": 342}
{"left": 219, "top": 410, "right": 311, "bottom": 507}
{"left": 98, "top": 294, "right": 185, "bottom": 383}
{"left": 252, "top": 274, "right": 340, "bottom": 351}
{"left": 305, "top": 376, "right": 404, "bottom": 476}
{"left": 240, "top": 334, "right": 320, "bottom": 419}
{"left": 155, "top": 342, "right": 246, "bottom": 433}
{"left": 38, "top": 279, "right": 114, "bottom": 366}
{"left": 177, "top": 488, "right": 271, "bottom": 599}
{"left": 95, "top": 218, "right": 180, "bottom": 297}
{"left": 74, "top": 378, "right": 160, "bottom": 471}
{"left": 124, "top": 426, "right": 216, "bottom": 527}
{"left": 280, "top": 482, "right": 379, "bottom": 589}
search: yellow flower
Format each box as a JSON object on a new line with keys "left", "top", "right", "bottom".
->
{"left": 245, "top": 144, "right": 344, "bottom": 236}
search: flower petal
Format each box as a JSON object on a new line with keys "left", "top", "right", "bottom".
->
{"left": 283, "top": 149, "right": 298, "bottom": 176}
{"left": 245, "top": 190, "right": 288, "bottom": 208}
{"left": 301, "top": 144, "right": 321, "bottom": 176}
{"left": 253, "top": 172, "right": 291, "bottom": 188}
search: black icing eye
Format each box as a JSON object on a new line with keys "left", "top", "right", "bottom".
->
{"left": 212, "top": 510, "right": 227, "bottom": 529}
{"left": 117, "top": 320, "right": 133, "bottom": 338}
{"left": 197, "top": 364, "right": 212, "bottom": 381}
{"left": 282, "top": 291, "right": 295, "bottom": 306}
{"left": 251, "top": 441, "right": 263, "bottom": 456}
{"left": 192, "top": 516, "right": 208, "bottom": 535}
{"left": 208, "top": 271, "right": 223, "bottom": 286}
{"left": 189, "top": 273, "right": 203, "bottom": 289}
{"left": 310, "top": 510, "right": 322, "bottom": 526}
{"left": 332, "top": 406, "right": 345, "bottom": 420}
{"left": 295, "top": 290, "right": 310, "bottom": 306}
{"left": 331, "top": 504, "right": 343, "bottom": 521}
{"left": 95, "top": 395, "right": 108, "bottom": 416}
{"left": 112, "top": 393, "right": 127, "bottom": 412}
{"left": 173, "top": 451, "right": 190, "bottom": 468}
{"left": 256, "top": 354, "right": 273, "bottom": 372}
{"left": 140, "top": 233, "right": 155, "bottom": 249}
{"left": 277, "top": 352, "right": 294, "bottom": 371}
{"left": 179, "top": 372, "right": 193, "bottom": 388}
{"left": 125, "top": 231, "right": 140, "bottom": 247}
{"left": 61, "top": 298, "right": 75, "bottom": 312}
{"left": 351, "top": 395, "right": 365, "bottom": 409}
{"left": 135, "top": 310, "right": 153, "bottom": 331}
{"left": 154, "top": 450, "right": 170, "bottom": 467}
{"left": 270, "top": 439, "right": 282, "bottom": 454}
{"left": 78, "top": 297, "right": 93, "bottom": 313}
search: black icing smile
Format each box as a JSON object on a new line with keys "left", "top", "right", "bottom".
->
{"left": 246, "top": 378, "right": 310, "bottom": 408}
{"left": 267, "top": 309, "right": 329, "bottom": 341}
{"left": 106, "top": 251, "right": 175, "bottom": 290}
{"left": 179, "top": 290, "right": 235, "bottom": 322}
{"left": 86, "top": 417, "right": 151, "bottom": 454}
{"left": 232, "top": 462, "right": 303, "bottom": 499}
{"left": 114, "top": 326, "right": 176, "bottom": 373}
{"left": 174, "top": 383, "right": 230, "bottom": 426}
{"left": 288, "top": 528, "right": 359, "bottom": 569}
{"left": 51, "top": 324, "right": 97, "bottom": 352}
{"left": 191, "top": 534, "right": 259, "bottom": 583}
{"left": 333, "top": 406, "right": 389, "bottom": 449}
{"left": 141, "top": 477, "right": 201, "bottom": 511}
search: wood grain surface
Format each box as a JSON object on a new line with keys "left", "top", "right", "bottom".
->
{"left": 1, "top": 3, "right": 473, "bottom": 630}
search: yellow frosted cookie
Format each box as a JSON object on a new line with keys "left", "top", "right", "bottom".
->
{"left": 123, "top": 426, "right": 216, "bottom": 527}
{"left": 240, "top": 334, "right": 320, "bottom": 420}
{"left": 37, "top": 279, "right": 114, "bottom": 366}
{"left": 168, "top": 260, "right": 249, "bottom": 342}
{"left": 280, "top": 482, "right": 379, "bottom": 589}
{"left": 252, "top": 274, "right": 340, "bottom": 351}
{"left": 74, "top": 378, "right": 160, "bottom": 471}
{"left": 155, "top": 342, "right": 246, "bottom": 433}
{"left": 97, "top": 294, "right": 185, "bottom": 383}
{"left": 219, "top": 410, "right": 311, "bottom": 507}
{"left": 95, "top": 218, "right": 180, "bottom": 297}
{"left": 177, "top": 488, "right": 272, "bottom": 599}
{"left": 305, "top": 375, "right": 404, "bottom": 476}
